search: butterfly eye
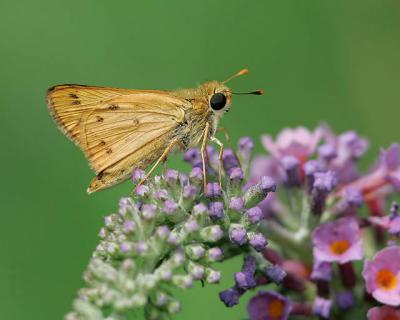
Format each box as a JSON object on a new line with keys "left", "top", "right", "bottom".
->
{"left": 210, "top": 93, "right": 227, "bottom": 110}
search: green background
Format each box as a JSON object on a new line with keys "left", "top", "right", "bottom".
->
{"left": 1, "top": 1, "right": 399, "bottom": 319}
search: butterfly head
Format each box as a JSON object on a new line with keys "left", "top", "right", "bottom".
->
{"left": 201, "top": 69, "right": 263, "bottom": 116}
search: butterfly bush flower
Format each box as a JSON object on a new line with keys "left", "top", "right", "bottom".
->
{"left": 65, "top": 139, "right": 276, "bottom": 320}
{"left": 367, "top": 306, "right": 400, "bottom": 320}
{"left": 363, "top": 246, "right": 400, "bottom": 306}
{"left": 66, "top": 124, "right": 400, "bottom": 320}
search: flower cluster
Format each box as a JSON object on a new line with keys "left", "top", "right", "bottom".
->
{"left": 65, "top": 138, "right": 277, "bottom": 320}
{"left": 242, "top": 125, "right": 400, "bottom": 319}
{"left": 65, "top": 125, "right": 400, "bottom": 320}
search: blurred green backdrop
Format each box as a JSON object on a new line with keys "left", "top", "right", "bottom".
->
{"left": 1, "top": 1, "right": 399, "bottom": 319}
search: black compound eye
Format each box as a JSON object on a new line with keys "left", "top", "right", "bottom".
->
{"left": 210, "top": 92, "right": 227, "bottom": 110}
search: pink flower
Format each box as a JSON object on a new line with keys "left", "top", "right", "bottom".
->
{"left": 261, "top": 126, "right": 322, "bottom": 161}
{"left": 247, "top": 291, "right": 292, "bottom": 320}
{"left": 312, "top": 217, "right": 364, "bottom": 264}
{"left": 362, "top": 246, "right": 400, "bottom": 306}
{"left": 367, "top": 306, "right": 400, "bottom": 320}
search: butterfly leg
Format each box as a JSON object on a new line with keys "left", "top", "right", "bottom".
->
{"left": 216, "top": 127, "right": 234, "bottom": 150}
{"left": 210, "top": 136, "right": 224, "bottom": 189}
{"left": 201, "top": 123, "right": 211, "bottom": 193}
{"left": 134, "top": 138, "right": 179, "bottom": 192}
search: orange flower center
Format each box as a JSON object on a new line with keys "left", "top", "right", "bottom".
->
{"left": 330, "top": 240, "right": 350, "bottom": 255}
{"left": 376, "top": 269, "right": 397, "bottom": 290}
{"left": 267, "top": 299, "right": 285, "bottom": 317}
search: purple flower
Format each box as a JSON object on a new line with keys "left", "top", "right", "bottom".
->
{"left": 164, "top": 169, "right": 179, "bottom": 184}
{"left": 141, "top": 204, "right": 157, "bottom": 219}
{"left": 207, "top": 247, "right": 223, "bottom": 261}
{"left": 223, "top": 149, "right": 240, "bottom": 175}
{"left": 182, "top": 185, "right": 197, "bottom": 199}
{"left": 318, "top": 143, "right": 337, "bottom": 162}
{"left": 249, "top": 233, "right": 268, "bottom": 251}
{"left": 246, "top": 207, "right": 263, "bottom": 224}
{"left": 184, "top": 219, "right": 199, "bottom": 232}
{"left": 264, "top": 265, "right": 287, "bottom": 285}
{"left": 362, "top": 246, "right": 400, "bottom": 306}
{"left": 184, "top": 148, "right": 201, "bottom": 167}
{"left": 189, "top": 167, "right": 203, "bottom": 182}
{"left": 247, "top": 291, "right": 292, "bottom": 320}
{"left": 311, "top": 171, "right": 338, "bottom": 214}
{"left": 335, "top": 291, "right": 354, "bottom": 310}
{"left": 230, "top": 167, "right": 244, "bottom": 182}
{"left": 367, "top": 306, "right": 400, "bottom": 320}
{"left": 312, "top": 217, "right": 363, "bottom": 264}
{"left": 163, "top": 199, "right": 179, "bottom": 214}
{"left": 206, "top": 182, "right": 222, "bottom": 198}
{"left": 229, "top": 226, "right": 248, "bottom": 246}
{"left": 261, "top": 126, "right": 322, "bottom": 160}
{"left": 281, "top": 155, "right": 301, "bottom": 187}
{"left": 312, "top": 296, "right": 332, "bottom": 318}
{"left": 304, "top": 160, "right": 324, "bottom": 192}
{"left": 369, "top": 202, "right": 400, "bottom": 235}
{"left": 234, "top": 255, "right": 257, "bottom": 289}
{"left": 219, "top": 286, "right": 244, "bottom": 307}
{"left": 132, "top": 168, "right": 145, "bottom": 182}
{"left": 192, "top": 203, "right": 207, "bottom": 216}
{"left": 229, "top": 197, "right": 244, "bottom": 212}
{"left": 238, "top": 136, "right": 254, "bottom": 157}
{"left": 310, "top": 260, "right": 332, "bottom": 281}
{"left": 208, "top": 202, "right": 224, "bottom": 219}
{"left": 122, "top": 220, "right": 136, "bottom": 233}
{"left": 153, "top": 188, "right": 169, "bottom": 200}
{"left": 135, "top": 185, "right": 149, "bottom": 196}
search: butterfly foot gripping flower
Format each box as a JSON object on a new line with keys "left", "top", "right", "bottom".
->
{"left": 65, "top": 138, "right": 277, "bottom": 320}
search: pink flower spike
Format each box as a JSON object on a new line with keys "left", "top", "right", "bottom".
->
{"left": 312, "top": 217, "right": 364, "bottom": 264}
{"left": 367, "top": 306, "right": 400, "bottom": 320}
{"left": 362, "top": 246, "right": 400, "bottom": 306}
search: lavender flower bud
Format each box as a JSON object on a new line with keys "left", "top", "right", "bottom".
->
{"left": 164, "top": 169, "right": 179, "bottom": 184}
{"left": 184, "top": 148, "right": 201, "bottom": 166}
{"left": 335, "top": 291, "right": 354, "bottom": 310}
{"left": 238, "top": 137, "right": 254, "bottom": 159}
{"left": 229, "top": 225, "right": 248, "bottom": 246}
{"left": 187, "top": 262, "right": 204, "bottom": 280}
{"left": 219, "top": 286, "right": 244, "bottom": 307}
{"left": 282, "top": 155, "right": 301, "bottom": 187}
{"left": 246, "top": 206, "right": 263, "bottom": 224}
{"left": 167, "top": 231, "right": 182, "bottom": 245}
{"left": 163, "top": 199, "right": 179, "bottom": 214}
{"left": 153, "top": 188, "right": 169, "bottom": 200}
{"left": 249, "top": 232, "right": 268, "bottom": 251}
{"left": 205, "top": 268, "right": 221, "bottom": 283}
{"left": 311, "top": 171, "right": 337, "bottom": 214}
{"left": 230, "top": 167, "right": 244, "bottom": 182}
{"left": 229, "top": 197, "right": 244, "bottom": 212}
{"left": 135, "top": 185, "right": 149, "bottom": 197}
{"left": 167, "top": 300, "right": 181, "bottom": 314}
{"left": 182, "top": 185, "right": 197, "bottom": 199}
{"left": 200, "top": 225, "right": 223, "bottom": 242}
{"left": 264, "top": 264, "right": 287, "bottom": 284}
{"left": 344, "top": 188, "right": 364, "bottom": 208}
{"left": 234, "top": 271, "right": 256, "bottom": 290}
{"left": 184, "top": 219, "right": 199, "bottom": 232}
{"left": 141, "top": 204, "right": 157, "bottom": 220}
{"left": 120, "top": 242, "right": 133, "bottom": 254}
{"left": 135, "top": 241, "right": 148, "bottom": 255}
{"left": 189, "top": 167, "right": 203, "bottom": 183}
{"left": 192, "top": 203, "right": 208, "bottom": 216}
{"left": 172, "top": 275, "right": 193, "bottom": 288}
{"left": 209, "top": 202, "right": 224, "bottom": 220}
{"left": 206, "top": 182, "right": 222, "bottom": 198}
{"left": 122, "top": 220, "right": 136, "bottom": 233}
{"left": 132, "top": 168, "right": 145, "bottom": 182}
{"left": 185, "top": 244, "right": 205, "bottom": 260}
{"left": 156, "top": 225, "right": 170, "bottom": 240}
{"left": 311, "top": 261, "right": 332, "bottom": 281}
{"left": 312, "top": 297, "right": 332, "bottom": 319}
{"left": 244, "top": 176, "right": 276, "bottom": 208}
{"left": 206, "top": 247, "right": 223, "bottom": 262}
{"left": 223, "top": 149, "right": 240, "bottom": 175}
{"left": 318, "top": 143, "right": 337, "bottom": 162}
{"left": 304, "top": 160, "right": 324, "bottom": 193}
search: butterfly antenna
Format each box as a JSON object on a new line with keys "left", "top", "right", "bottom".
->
{"left": 223, "top": 69, "right": 249, "bottom": 84}
{"left": 232, "top": 89, "right": 264, "bottom": 95}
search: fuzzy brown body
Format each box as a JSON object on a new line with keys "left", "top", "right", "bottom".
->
{"left": 47, "top": 80, "right": 232, "bottom": 193}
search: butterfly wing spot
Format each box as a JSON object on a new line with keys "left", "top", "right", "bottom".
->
{"left": 96, "top": 116, "right": 104, "bottom": 122}
{"left": 71, "top": 100, "right": 81, "bottom": 105}
{"left": 109, "top": 104, "right": 119, "bottom": 110}
{"left": 106, "top": 148, "right": 112, "bottom": 154}
{"left": 69, "top": 93, "right": 79, "bottom": 99}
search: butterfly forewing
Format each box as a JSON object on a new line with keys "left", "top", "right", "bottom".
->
{"left": 47, "top": 84, "right": 188, "bottom": 192}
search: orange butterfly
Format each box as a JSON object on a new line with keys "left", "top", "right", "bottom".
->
{"left": 47, "top": 69, "right": 262, "bottom": 194}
